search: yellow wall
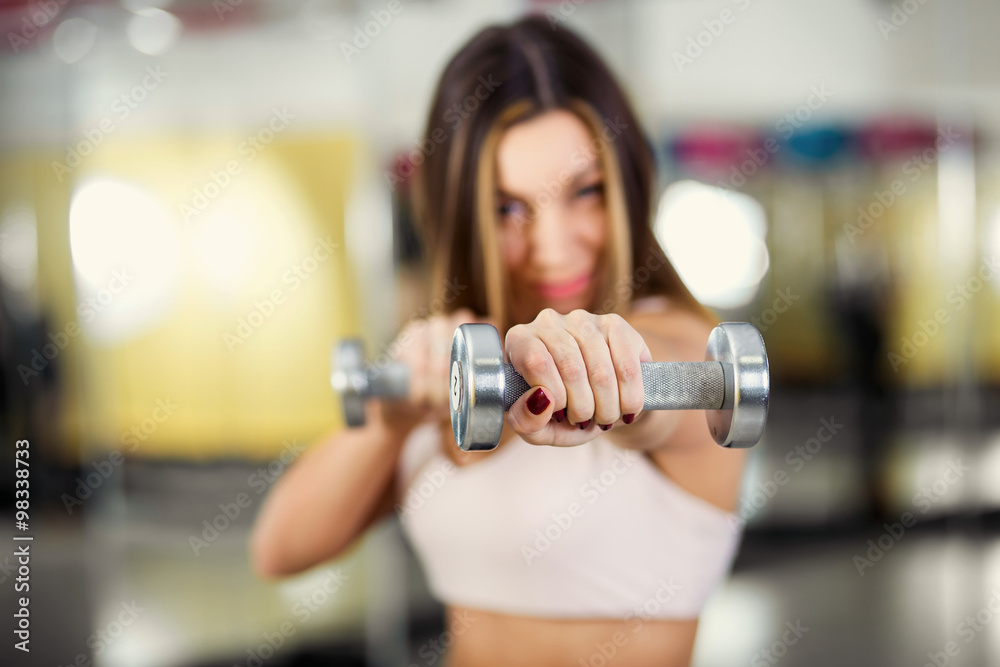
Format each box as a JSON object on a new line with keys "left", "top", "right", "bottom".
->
{"left": 2, "top": 133, "right": 364, "bottom": 462}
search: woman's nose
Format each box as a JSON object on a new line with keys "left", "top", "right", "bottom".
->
{"left": 528, "top": 200, "right": 571, "bottom": 267}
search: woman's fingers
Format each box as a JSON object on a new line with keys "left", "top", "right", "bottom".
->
{"left": 564, "top": 310, "right": 619, "bottom": 427}
{"left": 504, "top": 308, "right": 649, "bottom": 445}
{"left": 505, "top": 400, "right": 604, "bottom": 447}
{"left": 505, "top": 386, "right": 555, "bottom": 443}
{"left": 605, "top": 313, "right": 650, "bottom": 424}
{"left": 504, "top": 326, "right": 558, "bottom": 416}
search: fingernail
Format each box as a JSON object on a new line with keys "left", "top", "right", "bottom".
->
{"left": 553, "top": 408, "right": 566, "bottom": 423}
{"left": 598, "top": 423, "right": 612, "bottom": 431}
{"left": 578, "top": 419, "right": 591, "bottom": 430}
{"left": 623, "top": 413, "right": 635, "bottom": 424}
{"left": 527, "top": 388, "right": 550, "bottom": 415}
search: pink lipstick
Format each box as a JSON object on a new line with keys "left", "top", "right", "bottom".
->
{"left": 536, "top": 272, "right": 591, "bottom": 299}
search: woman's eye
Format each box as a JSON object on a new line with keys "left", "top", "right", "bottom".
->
{"left": 498, "top": 200, "right": 528, "bottom": 220}
{"left": 575, "top": 182, "right": 604, "bottom": 199}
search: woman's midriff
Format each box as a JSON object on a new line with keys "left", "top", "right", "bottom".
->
{"left": 440, "top": 605, "right": 699, "bottom": 667}
{"left": 430, "top": 410, "right": 700, "bottom": 667}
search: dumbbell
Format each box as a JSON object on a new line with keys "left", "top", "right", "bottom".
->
{"left": 329, "top": 339, "right": 409, "bottom": 427}
{"left": 449, "top": 322, "right": 769, "bottom": 452}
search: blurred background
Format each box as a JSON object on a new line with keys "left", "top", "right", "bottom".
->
{"left": 1, "top": 0, "right": 999, "bottom": 665}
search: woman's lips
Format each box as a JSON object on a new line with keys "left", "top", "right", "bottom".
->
{"left": 536, "top": 272, "right": 592, "bottom": 299}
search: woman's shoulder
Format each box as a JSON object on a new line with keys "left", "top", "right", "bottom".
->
{"left": 625, "top": 296, "right": 744, "bottom": 512}
{"left": 627, "top": 295, "right": 715, "bottom": 359}
{"left": 629, "top": 294, "right": 671, "bottom": 314}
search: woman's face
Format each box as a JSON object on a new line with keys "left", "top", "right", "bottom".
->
{"left": 494, "top": 109, "right": 607, "bottom": 325}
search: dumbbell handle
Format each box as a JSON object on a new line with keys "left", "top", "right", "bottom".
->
{"left": 365, "top": 364, "right": 409, "bottom": 398}
{"left": 500, "top": 361, "right": 735, "bottom": 412}
{"left": 354, "top": 360, "right": 730, "bottom": 412}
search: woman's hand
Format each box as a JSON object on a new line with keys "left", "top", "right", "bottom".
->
{"left": 503, "top": 308, "right": 652, "bottom": 447}
{"left": 374, "top": 307, "right": 492, "bottom": 435}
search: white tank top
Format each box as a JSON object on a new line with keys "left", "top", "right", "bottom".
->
{"left": 395, "top": 418, "right": 743, "bottom": 620}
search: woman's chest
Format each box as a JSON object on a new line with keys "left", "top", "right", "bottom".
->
{"left": 402, "top": 435, "right": 651, "bottom": 557}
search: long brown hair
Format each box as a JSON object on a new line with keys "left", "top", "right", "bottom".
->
{"left": 410, "top": 15, "right": 715, "bottom": 333}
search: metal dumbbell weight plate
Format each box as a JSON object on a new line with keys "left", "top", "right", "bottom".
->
{"left": 330, "top": 339, "right": 409, "bottom": 427}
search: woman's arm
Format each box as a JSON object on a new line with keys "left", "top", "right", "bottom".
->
{"left": 251, "top": 308, "right": 484, "bottom": 579}
{"left": 249, "top": 400, "right": 417, "bottom": 580}
{"left": 606, "top": 307, "right": 748, "bottom": 513}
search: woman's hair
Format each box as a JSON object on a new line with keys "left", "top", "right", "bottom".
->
{"left": 409, "top": 14, "right": 716, "bottom": 333}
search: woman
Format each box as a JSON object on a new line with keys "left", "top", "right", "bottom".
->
{"left": 251, "top": 15, "right": 747, "bottom": 667}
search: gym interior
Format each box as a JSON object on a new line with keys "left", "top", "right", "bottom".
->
{"left": 1, "top": 0, "right": 999, "bottom": 665}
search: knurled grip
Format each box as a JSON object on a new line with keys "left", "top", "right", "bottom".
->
{"left": 502, "top": 361, "right": 730, "bottom": 412}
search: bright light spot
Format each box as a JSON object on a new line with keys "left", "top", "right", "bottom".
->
{"left": 988, "top": 208, "right": 1000, "bottom": 295}
{"left": 694, "top": 577, "right": 780, "bottom": 665}
{"left": 126, "top": 8, "right": 181, "bottom": 56}
{"left": 100, "top": 604, "right": 188, "bottom": 667}
{"left": 0, "top": 206, "right": 38, "bottom": 292}
{"left": 192, "top": 211, "right": 257, "bottom": 290}
{"left": 907, "top": 435, "right": 969, "bottom": 515}
{"left": 987, "top": 539, "right": 1000, "bottom": 661}
{"left": 53, "top": 18, "right": 98, "bottom": 64}
{"left": 980, "top": 432, "right": 1000, "bottom": 508}
{"left": 277, "top": 567, "right": 345, "bottom": 611}
{"left": 69, "top": 177, "right": 180, "bottom": 343}
{"left": 654, "top": 181, "right": 770, "bottom": 309}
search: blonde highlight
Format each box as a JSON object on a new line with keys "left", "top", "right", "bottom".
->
{"left": 474, "top": 99, "right": 538, "bottom": 335}
{"left": 567, "top": 99, "right": 634, "bottom": 318}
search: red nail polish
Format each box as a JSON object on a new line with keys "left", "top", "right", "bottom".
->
{"left": 527, "top": 388, "right": 550, "bottom": 415}
{"left": 578, "top": 419, "right": 591, "bottom": 430}
{"left": 553, "top": 408, "right": 566, "bottom": 423}
{"left": 598, "top": 423, "right": 612, "bottom": 431}
{"left": 623, "top": 413, "right": 635, "bottom": 424}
